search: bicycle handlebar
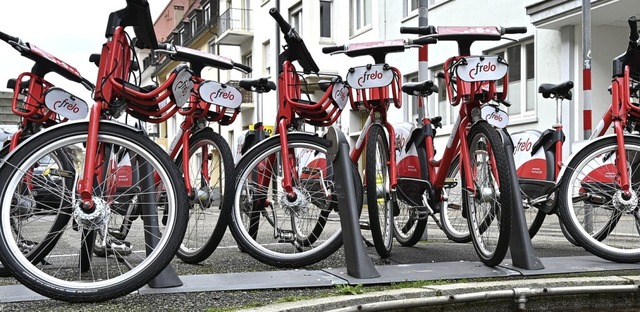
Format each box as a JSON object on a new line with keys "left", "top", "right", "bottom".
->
{"left": 501, "top": 26, "right": 528, "bottom": 35}
{"left": 269, "top": 8, "right": 291, "bottom": 34}
{"left": 322, "top": 45, "right": 345, "bottom": 54}
{"left": 409, "top": 36, "right": 438, "bottom": 45}
{"left": 233, "top": 62, "right": 252, "bottom": 73}
{"left": 0, "top": 30, "right": 19, "bottom": 44}
{"left": 629, "top": 16, "right": 639, "bottom": 48}
{"left": 400, "top": 26, "right": 436, "bottom": 35}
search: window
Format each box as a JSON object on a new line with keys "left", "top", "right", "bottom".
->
{"left": 191, "top": 16, "right": 197, "bottom": 35}
{"left": 320, "top": 0, "right": 332, "bottom": 38}
{"left": 203, "top": 3, "right": 210, "bottom": 25}
{"left": 486, "top": 41, "right": 535, "bottom": 117}
{"left": 208, "top": 41, "right": 216, "bottom": 54}
{"left": 404, "top": 73, "right": 419, "bottom": 121}
{"left": 350, "top": 0, "right": 371, "bottom": 35}
{"left": 178, "top": 28, "right": 185, "bottom": 45}
{"left": 263, "top": 41, "right": 271, "bottom": 76}
{"left": 403, "top": 0, "right": 418, "bottom": 17}
{"left": 243, "top": 53, "right": 252, "bottom": 78}
{"left": 429, "top": 65, "right": 456, "bottom": 126}
{"left": 289, "top": 4, "right": 303, "bottom": 35}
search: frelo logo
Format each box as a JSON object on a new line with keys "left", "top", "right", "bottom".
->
{"left": 54, "top": 99, "right": 80, "bottom": 114}
{"left": 485, "top": 111, "right": 503, "bottom": 123}
{"left": 468, "top": 62, "right": 497, "bottom": 79}
{"left": 358, "top": 70, "right": 384, "bottom": 87}
{"left": 176, "top": 80, "right": 191, "bottom": 96}
{"left": 514, "top": 138, "right": 532, "bottom": 154}
{"left": 335, "top": 86, "right": 348, "bottom": 101}
{"left": 210, "top": 88, "right": 235, "bottom": 102}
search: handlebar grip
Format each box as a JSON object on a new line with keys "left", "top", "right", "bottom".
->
{"left": 501, "top": 26, "right": 527, "bottom": 35}
{"left": 411, "top": 36, "right": 437, "bottom": 45}
{"left": 322, "top": 45, "right": 345, "bottom": 54}
{"left": 629, "top": 16, "right": 639, "bottom": 44}
{"left": 233, "top": 62, "right": 253, "bottom": 73}
{"left": 400, "top": 25, "right": 436, "bottom": 35}
{"left": 0, "top": 31, "right": 19, "bottom": 43}
{"left": 269, "top": 8, "right": 292, "bottom": 33}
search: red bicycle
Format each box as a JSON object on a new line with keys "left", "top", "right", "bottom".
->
{"left": 0, "top": 0, "right": 219, "bottom": 302}
{"left": 399, "top": 24, "right": 526, "bottom": 266}
{"left": 322, "top": 38, "right": 434, "bottom": 258}
{"left": 225, "top": 8, "right": 357, "bottom": 268}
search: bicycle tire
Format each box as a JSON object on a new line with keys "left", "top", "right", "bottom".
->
{"left": 365, "top": 125, "right": 393, "bottom": 258}
{"left": 0, "top": 139, "right": 75, "bottom": 278}
{"left": 463, "top": 121, "right": 512, "bottom": 267}
{"left": 440, "top": 155, "right": 471, "bottom": 243}
{"left": 558, "top": 135, "right": 640, "bottom": 262}
{"left": 0, "top": 122, "right": 189, "bottom": 302}
{"left": 175, "top": 128, "right": 233, "bottom": 264}
{"left": 226, "top": 133, "right": 346, "bottom": 267}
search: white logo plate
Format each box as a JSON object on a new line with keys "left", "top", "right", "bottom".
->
{"left": 199, "top": 81, "right": 242, "bottom": 109}
{"left": 44, "top": 88, "right": 89, "bottom": 120}
{"left": 346, "top": 64, "right": 394, "bottom": 89}
{"left": 480, "top": 104, "right": 509, "bottom": 128}
{"left": 456, "top": 56, "right": 508, "bottom": 82}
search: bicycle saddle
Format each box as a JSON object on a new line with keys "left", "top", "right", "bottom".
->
{"left": 239, "top": 78, "right": 276, "bottom": 93}
{"left": 401, "top": 80, "right": 439, "bottom": 96}
{"left": 538, "top": 81, "right": 573, "bottom": 100}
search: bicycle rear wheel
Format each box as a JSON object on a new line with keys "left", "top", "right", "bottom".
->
{"left": 0, "top": 122, "right": 189, "bottom": 302}
{"left": 463, "top": 121, "right": 512, "bottom": 267}
{"left": 558, "top": 135, "right": 640, "bottom": 262}
{"left": 226, "top": 134, "right": 349, "bottom": 267}
{"left": 365, "top": 124, "right": 393, "bottom": 258}
{"left": 175, "top": 128, "right": 233, "bottom": 264}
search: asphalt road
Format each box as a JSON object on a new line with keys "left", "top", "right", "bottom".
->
{"left": 0, "top": 213, "right": 601, "bottom": 311}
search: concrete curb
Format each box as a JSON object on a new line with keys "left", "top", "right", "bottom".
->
{"left": 239, "top": 275, "right": 640, "bottom": 312}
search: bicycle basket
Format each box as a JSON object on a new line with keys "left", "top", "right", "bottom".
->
{"left": 11, "top": 72, "right": 59, "bottom": 124}
{"left": 281, "top": 62, "right": 348, "bottom": 127}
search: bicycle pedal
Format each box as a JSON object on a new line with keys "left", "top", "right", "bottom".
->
{"left": 412, "top": 207, "right": 430, "bottom": 220}
{"left": 277, "top": 230, "right": 296, "bottom": 243}
{"left": 93, "top": 238, "right": 132, "bottom": 258}
{"left": 444, "top": 178, "right": 458, "bottom": 188}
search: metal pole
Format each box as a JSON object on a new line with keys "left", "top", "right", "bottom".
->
{"left": 418, "top": 0, "right": 429, "bottom": 241}
{"left": 275, "top": 0, "right": 280, "bottom": 94}
{"left": 582, "top": 0, "right": 592, "bottom": 140}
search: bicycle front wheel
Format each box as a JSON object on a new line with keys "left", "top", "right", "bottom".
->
{"left": 227, "top": 134, "right": 345, "bottom": 267}
{"left": 0, "top": 122, "right": 189, "bottom": 302}
{"left": 558, "top": 135, "right": 640, "bottom": 262}
{"left": 175, "top": 128, "right": 233, "bottom": 264}
{"left": 463, "top": 121, "right": 512, "bottom": 267}
{"left": 365, "top": 124, "right": 393, "bottom": 258}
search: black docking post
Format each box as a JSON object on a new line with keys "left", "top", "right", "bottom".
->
{"left": 501, "top": 130, "right": 544, "bottom": 270}
{"left": 139, "top": 159, "right": 183, "bottom": 288}
{"left": 327, "top": 126, "right": 380, "bottom": 279}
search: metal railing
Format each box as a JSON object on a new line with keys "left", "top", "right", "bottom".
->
{"left": 218, "top": 8, "right": 252, "bottom": 34}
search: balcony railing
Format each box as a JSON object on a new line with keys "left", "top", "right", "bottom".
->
{"left": 225, "top": 80, "right": 253, "bottom": 104}
{"left": 219, "top": 8, "right": 252, "bottom": 34}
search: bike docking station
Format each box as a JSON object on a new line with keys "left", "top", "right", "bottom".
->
{"left": 139, "top": 159, "right": 183, "bottom": 288}
{"left": 500, "top": 131, "right": 545, "bottom": 270}
{"left": 327, "top": 125, "right": 380, "bottom": 279}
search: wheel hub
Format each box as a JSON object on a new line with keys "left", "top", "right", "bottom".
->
{"left": 613, "top": 190, "right": 638, "bottom": 213}
{"left": 73, "top": 197, "right": 110, "bottom": 231}
{"left": 280, "top": 188, "right": 310, "bottom": 215}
